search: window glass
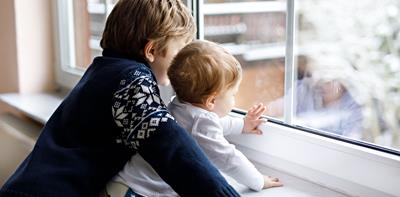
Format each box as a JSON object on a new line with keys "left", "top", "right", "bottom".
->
{"left": 288, "top": 0, "right": 399, "bottom": 150}
{"left": 202, "top": 0, "right": 287, "bottom": 118}
{"left": 72, "top": 0, "right": 111, "bottom": 69}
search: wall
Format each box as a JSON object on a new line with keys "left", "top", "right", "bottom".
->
{"left": 14, "top": 0, "right": 56, "bottom": 93}
{"left": 0, "top": 0, "right": 56, "bottom": 95}
{"left": 0, "top": 0, "right": 56, "bottom": 185}
{"left": 0, "top": 0, "right": 19, "bottom": 94}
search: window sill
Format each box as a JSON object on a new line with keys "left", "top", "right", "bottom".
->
{"left": 227, "top": 162, "right": 348, "bottom": 197}
{"left": 0, "top": 93, "right": 63, "bottom": 124}
{"left": 227, "top": 118, "right": 400, "bottom": 197}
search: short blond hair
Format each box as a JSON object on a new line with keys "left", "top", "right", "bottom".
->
{"left": 101, "top": 0, "right": 196, "bottom": 61}
{"left": 168, "top": 40, "right": 242, "bottom": 104}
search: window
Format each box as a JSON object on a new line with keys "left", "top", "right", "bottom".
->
{"left": 56, "top": 0, "right": 119, "bottom": 71}
{"left": 199, "top": 0, "right": 400, "bottom": 154}
{"left": 55, "top": 0, "right": 400, "bottom": 153}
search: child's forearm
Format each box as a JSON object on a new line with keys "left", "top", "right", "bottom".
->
{"left": 194, "top": 115, "right": 264, "bottom": 191}
{"left": 219, "top": 116, "right": 243, "bottom": 136}
{"left": 138, "top": 121, "right": 240, "bottom": 197}
{"left": 223, "top": 149, "right": 264, "bottom": 191}
{"left": 200, "top": 139, "right": 264, "bottom": 191}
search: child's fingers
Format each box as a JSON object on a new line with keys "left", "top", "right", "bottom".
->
{"left": 244, "top": 129, "right": 262, "bottom": 135}
{"left": 254, "top": 107, "right": 266, "bottom": 117}
{"left": 268, "top": 176, "right": 283, "bottom": 187}
{"left": 247, "top": 105, "right": 257, "bottom": 114}
{"left": 247, "top": 104, "right": 267, "bottom": 120}
{"left": 249, "top": 103, "right": 262, "bottom": 112}
{"left": 253, "top": 103, "right": 263, "bottom": 111}
{"left": 269, "top": 181, "right": 283, "bottom": 187}
{"left": 252, "top": 104, "right": 266, "bottom": 117}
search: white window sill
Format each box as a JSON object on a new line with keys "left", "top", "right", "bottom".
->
{"left": 1, "top": 93, "right": 399, "bottom": 197}
{"left": 227, "top": 162, "right": 348, "bottom": 197}
{"left": 227, "top": 120, "right": 400, "bottom": 197}
{"left": 0, "top": 93, "right": 63, "bottom": 124}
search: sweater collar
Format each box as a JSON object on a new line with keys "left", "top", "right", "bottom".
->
{"left": 102, "top": 49, "right": 147, "bottom": 65}
{"left": 102, "top": 48, "right": 155, "bottom": 71}
{"left": 169, "top": 96, "right": 219, "bottom": 118}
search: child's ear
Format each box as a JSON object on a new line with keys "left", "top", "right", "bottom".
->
{"left": 143, "top": 40, "right": 156, "bottom": 62}
{"left": 205, "top": 94, "right": 217, "bottom": 110}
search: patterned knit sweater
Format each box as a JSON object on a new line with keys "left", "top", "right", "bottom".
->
{"left": 0, "top": 49, "right": 239, "bottom": 197}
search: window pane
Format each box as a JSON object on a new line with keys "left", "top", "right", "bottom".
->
{"left": 202, "top": 0, "right": 287, "bottom": 117}
{"left": 291, "top": 0, "right": 400, "bottom": 150}
{"left": 72, "top": 0, "right": 108, "bottom": 69}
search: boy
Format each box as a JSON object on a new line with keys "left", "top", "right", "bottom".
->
{"left": 106, "top": 40, "right": 282, "bottom": 196}
{"left": 0, "top": 1, "right": 239, "bottom": 197}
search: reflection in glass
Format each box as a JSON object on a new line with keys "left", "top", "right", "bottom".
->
{"left": 294, "top": 56, "right": 363, "bottom": 139}
{"left": 271, "top": 0, "right": 399, "bottom": 150}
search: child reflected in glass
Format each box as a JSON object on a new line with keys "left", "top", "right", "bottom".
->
{"left": 267, "top": 55, "right": 365, "bottom": 139}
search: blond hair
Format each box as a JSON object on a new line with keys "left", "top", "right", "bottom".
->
{"left": 100, "top": 0, "right": 196, "bottom": 61}
{"left": 168, "top": 40, "right": 242, "bottom": 104}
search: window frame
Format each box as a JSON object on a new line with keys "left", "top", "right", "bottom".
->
{"left": 54, "top": 0, "right": 85, "bottom": 89}
{"left": 197, "top": 0, "right": 400, "bottom": 156}
{"left": 53, "top": 1, "right": 400, "bottom": 195}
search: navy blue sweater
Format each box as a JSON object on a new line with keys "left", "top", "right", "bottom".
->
{"left": 0, "top": 50, "right": 240, "bottom": 197}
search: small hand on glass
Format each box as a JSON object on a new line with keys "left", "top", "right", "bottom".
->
{"left": 243, "top": 103, "right": 267, "bottom": 135}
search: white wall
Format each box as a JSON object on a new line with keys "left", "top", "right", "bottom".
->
{"left": 0, "top": 0, "right": 56, "bottom": 185}
{"left": 0, "top": 0, "right": 56, "bottom": 95}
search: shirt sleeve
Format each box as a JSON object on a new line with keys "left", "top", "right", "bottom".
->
{"left": 219, "top": 116, "right": 244, "bottom": 136}
{"left": 193, "top": 114, "right": 264, "bottom": 191}
{"left": 111, "top": 69, "right": 240, "bottom": 197}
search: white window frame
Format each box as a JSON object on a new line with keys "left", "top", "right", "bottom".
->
{"left": 53, "top": 0, "right": 83, "bottom": 89}
{"left": 54, "top": 0, "right": 116, "bottom": 89}
{"left": 54, "top": 1, "right": 400, "bottom": 196}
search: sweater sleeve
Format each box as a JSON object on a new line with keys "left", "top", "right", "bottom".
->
{"left": 111, "top": 70, "right": 240, "bottom": 197}
{"left": 193, "top": 114, "right": 264, "bottom": 191}
{"left": 219, "top": 116, "right": 244, "bottom": 136}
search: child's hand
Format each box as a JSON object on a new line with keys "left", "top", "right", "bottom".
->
{"left": 243, "top": 103, "right": 267, "bottom": 135}
{"left": 263, "top": 175, "right": 283, "bottom": 189}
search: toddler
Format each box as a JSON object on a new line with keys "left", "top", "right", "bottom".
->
{"left": 168, "top": 40, "right": 283, "bottom": 191}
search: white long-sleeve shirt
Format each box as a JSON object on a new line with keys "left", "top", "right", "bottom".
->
{"left": 115, "top": 97, "right": 264, "bottom": 196}
{"left": 168, "top": 97, "right": 264, "bottom": 191}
